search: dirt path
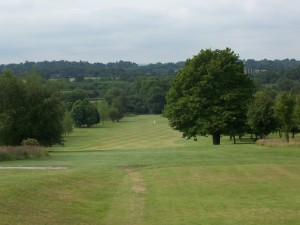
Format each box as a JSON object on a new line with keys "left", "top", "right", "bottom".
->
{"left": 103, "top": 167, "right": 147, "bottom": 225}
{"left": 0, "top": 166, "right": 68, "bottom": 170}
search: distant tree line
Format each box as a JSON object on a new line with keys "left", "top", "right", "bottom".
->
{"left": 61, "top": 75, "right": 170, "bottom": 115}
{"left": 0, "top": 60, "right": 184, "bottom": 80}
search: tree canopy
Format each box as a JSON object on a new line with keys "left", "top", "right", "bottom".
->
{"left": 164, "top": 48, "right": 255, "bottom": 145}
{"left": 71, "top": 100, "right": 100, "bottom": 127}
{"left": 0, "top": 71, "right": 65, "bottom": 146}
{"left": 247, "top": 92, "right": 277, "bottom": 138}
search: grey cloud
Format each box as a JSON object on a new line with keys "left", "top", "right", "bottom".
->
{"left": 0, "top": 0, "right": 300, "bottom": 64}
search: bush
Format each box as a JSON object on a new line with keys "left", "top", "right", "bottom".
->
{"left": 21, "top": 138, "right": 40, "bottom": 146}
{"left": 0, "top": 146, "right": 48, "bottom": 161}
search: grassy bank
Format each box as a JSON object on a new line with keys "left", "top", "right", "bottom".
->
{"left": 0, "top": 115, "right": 299, "bottom": 224}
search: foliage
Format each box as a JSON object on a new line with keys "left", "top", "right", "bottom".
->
{"left": 71, "top": 100, "right": 100, "bottom": 127}
{"left": 164, "top": 48, "right": 254, "bottom": 145}
{"left": 274, "top": 92, "right": 296, "bottom": 142}
{"left": 62, "top": 111, "right": 74, "bottom": 136}
{"left": 0, "top": 71, "right": 65, "bottom": 146}
{"left": 109, "top": 108, "right": 123, "bottom": 122}
{"left": 247, "top": 91, "right": 277, "bottom": 138}
{"left": 95, "top": 100, "right": 111, "bottom": 124}
{"left": 294, "top": 94, "right": 300, "bottom": 129}
{"left": 21, "top": 138, "right": 40, "bottom": 146}
{"left": 63, "top": 89, "right": 89, "bottom": 110}
{"left": 0, "top": 60, "right": 183, "bottom": 80}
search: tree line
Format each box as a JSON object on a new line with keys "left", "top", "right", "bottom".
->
{"left": 0, "top": 60, "right": 184, "bottom": 80}
{"left": 1, "top": 51, "right": 300, "bottom": 147}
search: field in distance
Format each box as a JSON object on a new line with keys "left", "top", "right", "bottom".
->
{"left": 0, "top": 115, "right": 300, "bottom": 225}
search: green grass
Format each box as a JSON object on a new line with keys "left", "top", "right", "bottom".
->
{"left": 0, "top": 115, "right": 300, "bottom": 224}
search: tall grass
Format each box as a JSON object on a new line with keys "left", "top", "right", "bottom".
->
{"left": 256, "top": 138, "right": 300, "bottom": 147}
{"left": 0, "top": 146, "right": 48, "bottom": 161}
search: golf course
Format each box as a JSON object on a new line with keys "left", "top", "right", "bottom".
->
{"left": 0, "top": 115, "right": 299, "bottom": 225}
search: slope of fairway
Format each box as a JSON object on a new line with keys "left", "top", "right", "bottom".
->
{"left": 52, "top": 115, "right": 185, "bottom": 151}
{"left": 0, "top": 115, "right": 300, "bottom": 225}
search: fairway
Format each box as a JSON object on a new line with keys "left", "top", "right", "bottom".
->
{"left": 0, "top": 115, "right": 300, "bottom": 225}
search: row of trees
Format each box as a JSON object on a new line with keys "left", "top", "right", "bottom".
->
{"left": 247, "top": 92, "right": 300, "bottom": 142}
{"left": 164, "top": 48, "right": 300, "bottom": 145}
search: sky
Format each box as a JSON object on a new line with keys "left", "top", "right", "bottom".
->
{"left": 0, "top": 0, "right": 300, "bottom": 64}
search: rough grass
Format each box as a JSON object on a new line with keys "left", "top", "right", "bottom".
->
{"left": 0, "top": 115, "right": 300, "bottom": 225}
{"left": 256, "top": 138, "right": 300, "bottom": 147}
{"left": 0, "top": 146, "right": 48, "bottom": 161}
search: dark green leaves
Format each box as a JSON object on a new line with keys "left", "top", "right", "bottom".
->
{"left": 164, "top": 48, "right": 254, "bottom": 144}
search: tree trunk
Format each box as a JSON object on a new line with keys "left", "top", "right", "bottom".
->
{"left": 279, "top": 130, "right": 282, "bottom": 138}
{"left": 212, "top": 132, "right": 221, "bottom": 145}
{"left": 285, "top": 131, "right": 290, "bottom": 143}
{"left": 233, "top": 135, "right": 236, "bottom": 144}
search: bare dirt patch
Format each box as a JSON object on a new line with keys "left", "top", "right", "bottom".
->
{"left": 127, "top": 169, "right": 147, "bottom": 194}
{"left": 119, "top": 164, "right": 147, "bottom": 169}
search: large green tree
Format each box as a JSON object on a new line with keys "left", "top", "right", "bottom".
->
{"left": 164, "top": 48, "right": 254, "bottom": 145}
{"left": 0, "top": 71, "right": 65, "bottom": 146}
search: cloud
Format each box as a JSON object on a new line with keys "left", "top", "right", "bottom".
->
{"left": 0, "top": 0, "right": 300, "bottom": 63}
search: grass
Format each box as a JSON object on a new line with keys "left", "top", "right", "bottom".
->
{"left": 0, "top": 115, "right": 300, "bottom": 224}
{"left": 0, "top": 146, "right": 48, "bottom": 161}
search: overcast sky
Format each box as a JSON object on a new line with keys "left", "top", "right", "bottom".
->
{"left": 0, "top": 0, "right": 299, "bottom": 64}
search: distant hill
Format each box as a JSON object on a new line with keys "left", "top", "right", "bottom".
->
{"left": 1, "top": 59, "right": 300, "bottom": 85}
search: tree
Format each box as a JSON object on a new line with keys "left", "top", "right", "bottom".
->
{"left": 109, "top": 108, "right": 123, "bottom": 122}
{"left": 146, "top": 86, "right": 166, "bottom": 114}
{"left": 63, "top": 111, "right": 74, "bottom": 137}
{"left": 294, "top": 94, "right": 300, "bottom": 128}
{"left": 274, "top": 92, "right": 296, "bottom": 142}
{"left": 71, "top": 100, "right": 100, "bottom": 127}
{"left": 163, "top": 48, "right": 254, "bottom": 145}
{"left": 0, "top": 71, "right": 65, "bottom": 146}
{"left": 0, "top": 71, "right": 26, "bottom": 145}
{"left": 95, "top": 100, "right": 110, "bottom": 124}
{"left": 247, "top": 92, "right": 277, "bottom": 139}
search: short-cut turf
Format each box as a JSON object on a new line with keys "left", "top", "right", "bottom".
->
{"left": 0, "top": 115, "right": 299, "bottom": 225}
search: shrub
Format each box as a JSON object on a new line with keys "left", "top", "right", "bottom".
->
{"left": 21, "top": 138, "right": 40, "bottom": 146}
